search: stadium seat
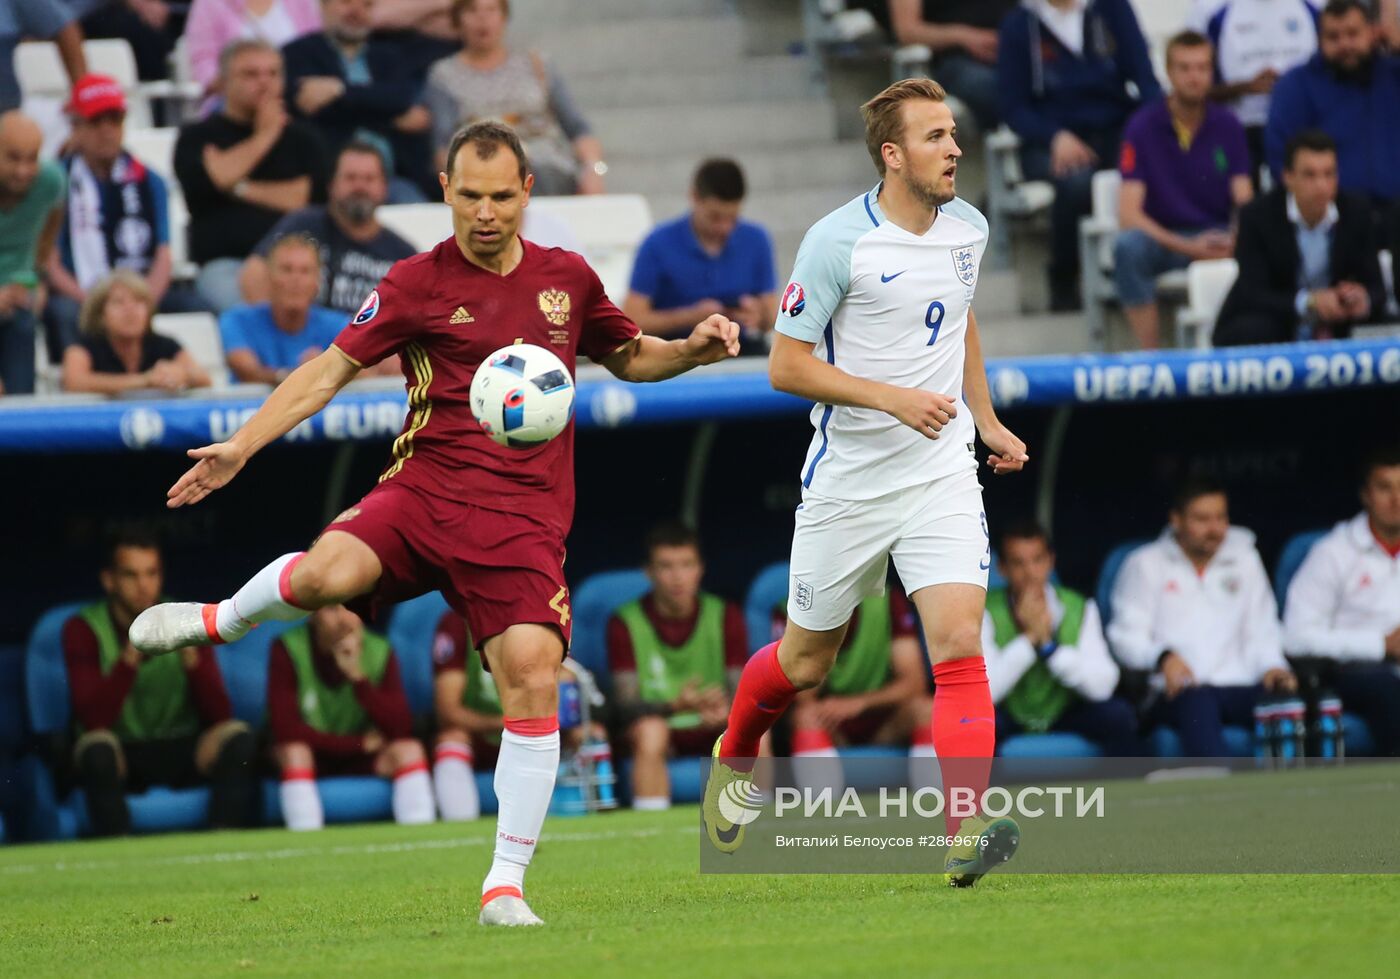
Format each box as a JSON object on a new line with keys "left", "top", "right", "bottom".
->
{"left": 743, "top": 561, "right": 788, "bottom": 655}
{"left": 152, "top": 312, "right": 229, "bottom": 387}
{"left": 566, "top": 568, "right": 651, "bottom": 688}
{"left": 1149, "top": 725, "right": 1254, "bottom": 758}
{"left": 1094, "top": 540, "right": 1149, "bottom": 624}
{"left": 1177, "top": 258, "right": 1238, "bottom": 349}
{"left": 999, "top": 733, "right": 1102, "bottom": 759}
{"left": 124, "top": 127, "right": 178, "bottom": 183}
{"left": 385, "top": 591, "right": 453, "bottom": 718}
{"left": 15, "top": 39, "right": 162, "bottom": 129}
{"left": 376, "top": 195, "right": 653, "bottom": 302}
{"left": 984, "top": 127, "right": 1055, "bottom": 271}
{"left": 1273, "top": 529, "right": 1327, "bottom": 610}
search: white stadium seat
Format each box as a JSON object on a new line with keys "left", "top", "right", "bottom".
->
{"left": 376, "top": 194, "right": 653, "bottom": 303}
{"left": 124, "top": 127, "right": 178, "bottom": 183}
{"left": 153, "top": 312, "right": 229, "bottom": 388}
{"left": 1178, "top": 258, "right": 1239, "bottom": 348}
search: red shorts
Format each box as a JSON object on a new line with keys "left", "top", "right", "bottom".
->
{"left": 324, "top": 480, "right": 571, "bottom": 647}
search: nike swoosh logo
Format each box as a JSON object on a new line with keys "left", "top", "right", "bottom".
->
{"left": 881, "top": 270, "right": 907, "bottom": 283}
{"left": 959, "top": 716, "right": 993, "bottom": 724}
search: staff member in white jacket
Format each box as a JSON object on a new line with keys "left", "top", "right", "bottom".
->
{"left": 1108, "top": 479, "right": 1296, "bottom": 756}
{"left": 1283, "top": 447, "right": 1400, "bottom": 755}
{"left": 982, "top": 520, "right": 1138, "bottom": 755}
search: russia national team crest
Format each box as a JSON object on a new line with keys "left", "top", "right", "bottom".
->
{"left": 951, "top": 246, "right": 978, "bottom": 287}
{"left": 781, "top": 282, "right": 806, "bottom": 317}
{"left": 538, "top": 289, "right": 571, "bottom": 326}
{"left": 353, "top": 289, "right": 380, "bottom": 325}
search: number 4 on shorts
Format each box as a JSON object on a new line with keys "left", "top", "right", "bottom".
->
{"left": 549, "top": 587, "right": 571, "bottom": 627}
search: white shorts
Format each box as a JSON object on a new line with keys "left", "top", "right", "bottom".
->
{"left": 786, "top": 468, "right": 989, "bottom": 631}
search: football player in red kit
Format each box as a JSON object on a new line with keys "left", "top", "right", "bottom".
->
{"left": 130, "top": 121, "right": 741, "bottom": 927}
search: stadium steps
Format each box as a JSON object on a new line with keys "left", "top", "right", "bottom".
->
{"left": 589, "top": 100, "right": 838, "bottom": 155}
{"left": 527, "top": 18, "right": 750, "bottom": 74}
{"left": 564, "top": 56, "right": 815, "bottom": 109}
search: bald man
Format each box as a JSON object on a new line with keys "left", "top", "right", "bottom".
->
{"left": 0, "top": 111, "right": 64, "bottom": 396}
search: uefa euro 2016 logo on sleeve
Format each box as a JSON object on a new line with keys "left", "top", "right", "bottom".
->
{"left": 781, "top": 282, "right": 806, "bottom": 317}
{"left": 353, "top": 289, "right": 380, "bottom": 326}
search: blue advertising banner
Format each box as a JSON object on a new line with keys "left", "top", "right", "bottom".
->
{"left": 1, "top": 339, "right": 1396, "bottom": 453}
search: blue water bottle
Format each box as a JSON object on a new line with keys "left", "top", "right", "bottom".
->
{"left": 558, "top": 677, "right": 582, "bottom": 730}
{"left": 1317, "top": 692, "right": 1344, "bottom": 760}
{"left": 1253, "top": 701, "right": 1277, "bottom": 767}
{"left": 589, "top": 736, "right": 617, "bottom": 810}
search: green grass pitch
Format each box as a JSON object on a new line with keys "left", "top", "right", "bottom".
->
{"left": 3, "top": 805, "right": 1397, "bottom": 978}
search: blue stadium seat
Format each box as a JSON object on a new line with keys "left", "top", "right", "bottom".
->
{"left": 568, "top": 568, "right": 650, "bottom": 686}
{"left": 1095, "top": 540, "right": 1149, "bottom": 623}
{"left": 1149, "top": 725, "right": 1254, "bottom": 758}
{"left": 999, "top": 733, "right": 1102, "bottom": 758}
{"left": 744, "top": 561, "right": 788, "bottom": 652}
{"left": 385, "top": 591, "right": 452, "bottom": 717}
{"left": 1273, "top": 529, "right": 1327, "bottom": 609}
{"left": 218, "top": 619, "right": 297, "bottom": 726}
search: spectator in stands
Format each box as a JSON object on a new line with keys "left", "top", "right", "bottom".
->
{"left": 607, "top": 522, "right": 747, "bottom": 811}
{"left": 424, "top": 0, "right": 606, "bottom": 195}
{"left": 1107, "top": 478, "right": 1297, "bottom": 757}
{"left": 1265, "top": 0, "right": 1400, "bottom": 205}
{"left": 0, "top": 0, "right": 87, "bottom": 114}
{"left": 241, "top": 141, "right": 414, "bottom": 314}
{"left": 220, "top": 233, "right": 343, "bottom": 383}
{"left": 62, "top": 533, "right": 256, "bottom": 837}
{"left": 983, "top": 519, "right": 1137, "bottom": 755}
{"left": 998, "top": 0, "right": 1161, "bottom": 311}
{"left": 45, "top": 75, "right": 212, "bottom": 357}
{"left": 781, "top": 586, "right": 935, "bottom": 791}
{"left": 1187, "top": 0, "right": 1319, "bottom": 182}
{"left": 1215, "top": 130, "right": 1383, "bottom": 345}
{"left": 267, "top": 603, "right": 434, "bottom": 830}
{"left": 1283, "top": 446, "right": 1400, "bottom": 756}
{"left": 888, "top": 0, "right": 1018, "bottom": 130}
{"left": 74, "top": 1, "right": 187, "bottom": 84}
{"left": 185, "top": 0, "right": 322, "bottom": 94}
{"left": 1114, "top": 31, "right": 1253, "bottom": 349}
{"left": 282, "top": 0, "right": 435, "bottom": 201}
{"left": 0, "top": 111, "right": 64, "bottom": 397}
{"left": 623, "top": 159, "right": 777, "bottom": 346}
{"left": 174, "top": 39, "right": 328, "bottom": 314}
{"left": 61, "top": 270, "right": 211, "bottom": 394}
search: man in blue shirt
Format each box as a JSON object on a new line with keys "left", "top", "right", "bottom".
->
{"left": 219, "top": 234, "right": 345, "bottom": 384}
{"left": 1266, "top": 0, "right": 1400, "bottom": 205}
{"left": 623, "top": 159, "right": 776, "bottom": 348}
{"left": 998, "top": 0, "right": 1161, "bottom": 310}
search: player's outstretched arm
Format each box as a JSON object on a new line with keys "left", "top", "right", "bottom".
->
{"left": 962, "top": 310, "right": 1028, "bottom": 475}
{"left": 166, "top": 348, "right": 361, "bottom": 509}
{"left": 769, "top": 332, "right": 959, "bottom": 441}
{"left": 601, "top": 313, "right": 740, "bottom": 382}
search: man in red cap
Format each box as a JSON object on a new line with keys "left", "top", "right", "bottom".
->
{"left": 43, "top": 74, "right": 212, "bottom": 357}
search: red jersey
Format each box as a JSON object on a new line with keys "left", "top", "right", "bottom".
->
{"left": 333, "top": 237, "right": 640, "bottom": 535}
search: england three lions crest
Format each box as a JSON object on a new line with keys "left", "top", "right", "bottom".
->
{"left": 951, "top": 245, "right": 978, "bottom": 287}
{"left": 538, "top": 289, "right": 571, "bottom": 326}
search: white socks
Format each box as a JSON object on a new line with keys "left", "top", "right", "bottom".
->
{"left": 482, "top": 723, "right": 559, "bottom": 899}
{"left": 392, "top": 764, "right": 436, "bottom": 825}
{"left": 280, "top": 775, "right": 323, "bottom": 831}
{"left": 632, "top": 796, "right": 670, "bottom": 811}
{"left": 433, "top": 742, "right": 481, "bottom": 821}
{"left": 215, "top": 552, "right": 309, "bottom": 642}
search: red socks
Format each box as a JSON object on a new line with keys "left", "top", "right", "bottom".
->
{"left": 931, "top": 655, "right": 995, "bottom": 834}
{"left": 719, "top": 642, "right": 798, "bottom": 772}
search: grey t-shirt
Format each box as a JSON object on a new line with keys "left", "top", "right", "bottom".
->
{"left": 254, "top": 206, "right": 417, "bottom": 314}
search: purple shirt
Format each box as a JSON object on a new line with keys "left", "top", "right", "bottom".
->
{"left": 1119, "top": 100, "right": 1250, "bottom": 231}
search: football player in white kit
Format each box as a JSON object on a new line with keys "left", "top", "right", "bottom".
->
{"left": 703, "top": 78, "right": 1029, "bottom": 886}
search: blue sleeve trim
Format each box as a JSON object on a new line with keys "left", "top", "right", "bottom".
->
{"left": 800, "top": 322, "right": 837, "bottom": 489}
{"left": 863, "top": 192, "right": 880, "bottom": 228}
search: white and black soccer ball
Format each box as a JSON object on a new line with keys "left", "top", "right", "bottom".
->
{"left": 470, "top": 343, "right": 576, "bottom": 448}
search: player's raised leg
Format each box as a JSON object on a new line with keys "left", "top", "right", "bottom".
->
{"left": 908, "top": 581, "right": 1019, "bottom": 886}
{"left": 129, "top": 531, "right": 382, "bottom": 653}
{"left": 477, "top": 623, "right": 563, "bottom": 927}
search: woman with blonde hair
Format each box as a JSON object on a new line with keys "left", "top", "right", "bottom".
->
{"left": 62, "top": 271, "right": 212, "bottom": 395}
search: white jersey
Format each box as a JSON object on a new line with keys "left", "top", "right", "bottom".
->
{"left": 776, "top": 185, "right": 986, "bottom": 501}
{"left": 1282, "top": 512, "right": 1400, "bottom": 662}
{"left": 1189, "top": 0, "right": 1319, "bottom": 128}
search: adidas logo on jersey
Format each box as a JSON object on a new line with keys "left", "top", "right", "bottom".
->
{"left": 450, "top": 306, "right": 475, "bottom": 324}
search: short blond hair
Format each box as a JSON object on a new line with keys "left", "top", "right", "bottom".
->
{"left": 80, "top": 271, "right": 153, "bottom": 338}
{"left": 861, "top": 77, "right": 947, "bottom": 175}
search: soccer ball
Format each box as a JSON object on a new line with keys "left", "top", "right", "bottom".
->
{"left": 470, "top": 343, "right": 576, "bottom": 448}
